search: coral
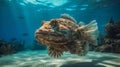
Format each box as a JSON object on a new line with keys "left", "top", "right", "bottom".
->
{"left": 35, "top": 14, "right": 98, "bottom": 58}
{"left": 95, "top": 38, "right": 120, "bottom": 53}
{"left": 105, "top": 18, "right": 120, "bottom": 39}
{"left": 12, "top": 40, "right": 25, "bottom": 52}
{"left": 95, "top": 18, "right": 120, "bottom": 53}
{"left": 0, "top": 40, "right": 15, "bottom": 55}
{"left": 0, "top": 39, "right": 25, "bottom": 56}
{"left": 116, "top": 20, "right": 120, "bottom": 26}
{"left": 98, "top": 33, "right": 105, "bottom": 45}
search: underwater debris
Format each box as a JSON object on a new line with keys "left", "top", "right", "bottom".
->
{"left": 95, "top": 18, "right": 120, "bottom": 53}
{"left": 35, "top": 14, "right": 98, "bottom": 58}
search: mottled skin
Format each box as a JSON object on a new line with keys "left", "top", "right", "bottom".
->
{"left": 35, "top": 15, "right": 98, "bottom": 58}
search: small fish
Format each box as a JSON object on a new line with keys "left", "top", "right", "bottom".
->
{"left": 22, "top": 33, "right": 29, "bottom": 36}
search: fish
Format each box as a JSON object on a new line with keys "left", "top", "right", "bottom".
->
{"left": 35, "top": 14, "right": 98, "bottom": 58}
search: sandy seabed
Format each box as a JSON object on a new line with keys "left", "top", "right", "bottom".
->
{"left": 0, "top": 50, "right": 120, "bottom": 67}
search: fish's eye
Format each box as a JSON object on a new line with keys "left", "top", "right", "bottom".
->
{"left": 44, "top": 26, "right": 51, "bottom": 29}
{"left": 45, "top": 27, "right": 47, "bottom": 29}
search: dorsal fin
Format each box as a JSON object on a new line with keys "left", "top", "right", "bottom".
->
{"left": 61, "top": 14, "right": 77, "bottom": 23}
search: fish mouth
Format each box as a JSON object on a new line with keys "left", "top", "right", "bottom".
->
{"left": 35, "top": 30, "right": 64, "bottom": 37}
{"left": 35, "top": 30, "right": 49, "bottom": 35}
{"left": 35, "top": 30, "right": 68, "bottom": 44}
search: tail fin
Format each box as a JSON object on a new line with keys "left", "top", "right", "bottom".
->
{"left": 77, "top": 20, "right": 99, "bottom": 46}
{"left": 86, "top": 20, "right": 99, "bottom": 46}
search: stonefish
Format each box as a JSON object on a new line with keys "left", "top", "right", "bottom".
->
{"left": 35, "top": 14, "right": 98, "bottom": 58}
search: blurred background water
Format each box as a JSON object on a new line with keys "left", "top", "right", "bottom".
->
{"left": 0, "top": 0, "right": 120, "bottom": 42}
{"left": 0, "top": 0, "right": 120, "bottom": 51}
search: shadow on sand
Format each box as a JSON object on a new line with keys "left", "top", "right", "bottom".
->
{"left": 60, "top": 56, "right": 120, "bottom": 67}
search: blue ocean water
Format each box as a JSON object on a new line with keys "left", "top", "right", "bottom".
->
{"left": 0, "top": 0, "right": 120, "bottom": 67}
{"left": 0, "top": 0, "right": 120, "bottom": 41}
